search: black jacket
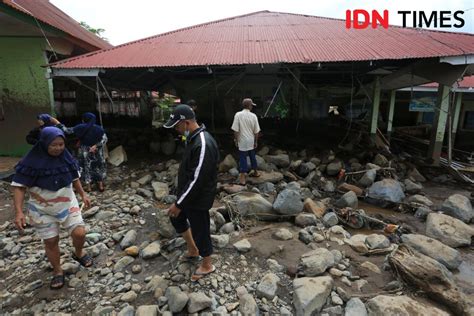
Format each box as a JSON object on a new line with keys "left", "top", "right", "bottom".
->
{"left": 176, "top": 126, "right": 219, "bottom": 210}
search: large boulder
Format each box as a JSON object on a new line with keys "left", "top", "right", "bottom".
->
{"left": 219, "top": 154, "right": 237, "bottom": 173}
{"left": 293, "top": 276, "right": 333, "bottom": 316}
{"left": 265, "top": 154, "right": 290, "bottom": 168}
{"left": 426, "top": 213, "right": 474, "bottom": 248}
{"left": 366, "top": 295, "right": 449, "bottom": 316}
{"left": 247, "top": 171, "right": 284, "bottom": 185}
{"left": 440, "top": 194, "right": 473, "bottom": 223}
{"left": 233, "top": 192, "right": 276, "bottom": 219}
{"left": 367, "top": 179, "right": 405, "bottom": 203}
{"left": 273, "top": 189, "right": 304, "bottom": 215}
{"left": 401, "top": 234, "right": 461, "bottom": 270}
{"left": 299, "top": 248, "right": 335, "bottom": 276}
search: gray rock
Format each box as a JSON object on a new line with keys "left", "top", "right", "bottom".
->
{"left": 156, "top": 210, "right": 176, "bottom": 238}
{"left": 368, "top": 179, "right": 405, "bottom": 203}
{"left": 219, "top": 154, "right": 237, "bottom": 173}
{"left": 300, "top": 248, "right": 335, "bottom": 276}
{"left": 166, "top": 286, "right": 189, "bottom": 313}
{"left": 61, "top": 262, "right": 80, "bottom": 274}
{"left": 365, "top": 234, "right": 390, "bottom": 249}
{"left": 321, "top": 178, "right": 336, "bottom": 192}
{"left": 346, "top": 234, "right": 369, "bottom": 253}
{"left": 229, "top": 168, "right": 239, "bottom": 177}
{"left": 93, "top": 306, "right": 115, "bottom": 316}
{"left": 323, "top": 212, "right": 339, "bottom": 227}
{"left": 440, "top": 194, "right": 473, "bottom": 223}
{"left": 240, "top": 293, "right": 259, "bottom": 315}
{"left": 142, "top": 241, "right": 161, "bottom": 259}
{"left": 219, "top": 222, "right": 235, "bottom": 234}
{"left": 137, "top": 174, "right": 153, "bottom": 185}
{"left": 233, "top": 193, "right": 275, "bottom": 219}
{"left": 187, "top": 292, "right": 212, "bottom": 313}
{"left": 120, "top": 230, "right": 137, "bottom": 249}
{"left": 273, "top": 189, "right": 304, "bottom": 215}
{"left": 265, "top": 154, "right": 290, "bottom": 167}
{"left": 426, "top": 213, "right": 474, "bottom": 247}
{"left": 145, "top": 275, "right": 169, "bottom": 292}
{"left": 162, "top": 195, "right": 177, "bottom": 204}
{"left": 366, "top": 295, "right": 449, "bottom": 316}
{"left": 295, "top": 213, "right": 318, "bottom": 227}
{"left": 114, "top": 256, "right": 135, "bottom": 272}
{"left": 415, "top": 206, "right": 433, "bottom": 219}
{"left": 211, "top": 234, "right": 230, "bottom": 248}
{"left": 137, "top": 188, "right": 153, "bottom": 198}
{"left": 335, "top": 191, "right": 358, "bottom": 208}
{"left": 323, "top": 306, "right": 343, "bottom": 315}
{"left": 297, "top": 162, "right": 316, "bottom": 177}
{"left": 407, "top": 194, "right": 433, "bottom": 207}
{"left": 256, "top": 273, "right": 280, "bottom": 299}
{"left": 273, "top": 228, "right": 293, "bottom": 240}
{"left": 259, "top": 182, "right": 275, "bottom": 194}
{"left": 345, "top": 298, "right": 367, "bottom": 316}
{"left": 267, "top": 258, "right": 285, "bottom": 273}
{"left": 293, "top": 276, "right": 334, "bottom": 316}
{"left": 117, "top": 305, "right": 135, "bottom": 316}
{"left": 327, "top": 161, "right": 343, "bottom": 176}
{"left": 408, "top": 167, "right": 426, "bottom": 182}
{"left": 299, "top": 229, "right": 314, "bottom": 244}
{"left": 135, "top": 305, "right": 159, "bottom": 316}
{"left": 358, "top": 169, "right": 377, "bottom": 187}
{"left": 402, "top": 234, "right": 462, "bottom": 270}
{"left": 233, "top": 239, "right": 252, "bottom": 252}
{"left": 121, "top": 290, "right": 138, "bottom": 302}
{"left": 152, "top": 182, "right": 169, "bottom": 200}
{"left": 24, "top": 279, "right": 43, "bottom": 292}
{"left": 95, "top": 210, "right": 115, "bottom": 220}
{"left": 404, "top": 179, "right": 423, "bottom": 194}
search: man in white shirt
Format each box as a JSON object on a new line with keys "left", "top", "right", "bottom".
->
{"left": 231, "top": 98, "right": 261, "bottom": 185}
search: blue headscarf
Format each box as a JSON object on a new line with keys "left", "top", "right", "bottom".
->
{"left": 37, "top": 113, "right": 54, "bottom": 126}
{"left": 73, "top": 112, "right": 105, "bottom": 146}
{"left": 13, "top": 127, "right": 80, "bottom": 191}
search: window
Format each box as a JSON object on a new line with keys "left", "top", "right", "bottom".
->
{"left": 463, "top": 111, "right": 474, "bottom": 130}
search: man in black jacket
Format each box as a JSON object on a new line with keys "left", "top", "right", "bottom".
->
{"left": 164, "top": 104, "right": 219, "bottom": 281}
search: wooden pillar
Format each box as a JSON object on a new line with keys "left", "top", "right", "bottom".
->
{"left": 387, "top": 90, "right": 396, "bottom": 139}
{"left": 428, "top": 84, "right": 450, "bottom": 165}
{"left": 370, "top": 77, "right": 381, "bottom": 139}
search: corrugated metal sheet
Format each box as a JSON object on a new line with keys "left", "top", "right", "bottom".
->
{"left": 51, "top": 11, "right": 474, "bottom": 69}
{"left": 2, "top": 0, "right": 112, "bottom": 50}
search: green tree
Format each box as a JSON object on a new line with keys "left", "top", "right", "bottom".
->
{"left": 80, "top": 21, "right": 108, "bottom": 41}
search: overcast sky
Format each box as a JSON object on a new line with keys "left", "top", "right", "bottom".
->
{"left": 50, "top": 0, "right": 473, "bottom": 45}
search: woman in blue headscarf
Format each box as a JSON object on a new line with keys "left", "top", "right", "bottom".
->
{"left": 12, "top": 127, "right": 93, "bottom": 289}
{"left": 25, "top": 114, "right": 56, "bottom": 145}
{"left": 57, "top": 112, "right": 108, "bottom": 192}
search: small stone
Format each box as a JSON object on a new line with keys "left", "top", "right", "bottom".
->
{"left": 121, "top": 290, "right": 138, "bottom": 302}
{"left": 345, "top": 298, "right": 368, "bottom": 316}
{"left": 187, "top": 292, "right": 213, "bottom": 313}
{"left": 256, "top": 273, "right": 280, "bottom": 299}
{"left": 273, "top": 228, "right": 294, "bottom": 240}
{"left": 125, "top": 246, "right": 139, "bottom": 257}
{"left": 132, "top": 265, "right": 142, "bottom": 274}
{"left": 360, "top": 261, "right": 381, "bottom": 274}
{"left": 233, "top": 239, "right": 252, "bottom": 252}
{"left": 142, "top": 241, "right": 161, "bottom": 259}
{"left": 323, "top": 212, "right": 338, "bottom": 227}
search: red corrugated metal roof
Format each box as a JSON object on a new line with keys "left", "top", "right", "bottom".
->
{"left": 51, "top": 11, "right": 474, "bottom": 69}
{"left": 2, "top": 0, "right": 112, "bottom": 50}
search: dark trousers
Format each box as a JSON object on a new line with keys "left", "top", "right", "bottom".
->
{"left": 239, "top": 149, "right": 257, "bottom": 173}
{"left": 170, "top": 208, "right": 213, "bottom": 257}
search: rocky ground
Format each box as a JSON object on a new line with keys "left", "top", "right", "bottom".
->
{"left": 0, "top": 146, "right": 473, "bottom": 316}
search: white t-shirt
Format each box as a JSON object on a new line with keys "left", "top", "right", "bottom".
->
{"left": 231, "top": 109, "right": 261, "bottom": 151}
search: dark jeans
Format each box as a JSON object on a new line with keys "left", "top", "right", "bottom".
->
{"left": 170, "top": 208, "right": 213, "bottom": 257}
{"left": 239, "top": 149, "right": 257, "bottom": 173}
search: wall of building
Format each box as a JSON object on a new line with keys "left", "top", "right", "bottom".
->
{"left": 0, "top": 37, "right": 51, "bottom": 156}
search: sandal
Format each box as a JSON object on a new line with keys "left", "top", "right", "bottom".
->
{"left": 50, "top": 274, "right": 65, "bottom": 289}
{"left": 191, "top": 265, "right": 216, "bottom": 282}
{"left": 72, "top": 252, "right": 93, "bottom": 267}
{"left": 248, "top": 170, "right": 261, "bottom": 178}
{"left": 179, "top": 254, "right": 202, "bottom": 263}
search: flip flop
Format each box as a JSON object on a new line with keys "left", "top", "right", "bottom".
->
{"left": 72, "top": 252, "right": 93, "bottom": 267}
{"left": 179, "top": 254, "right": 203, "bottom": 263}
{"left": 191, "top": 265, "right": 216, "bottom": 282}
{"left": 50, "top": 274, "right": 65, "bottom": 289}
